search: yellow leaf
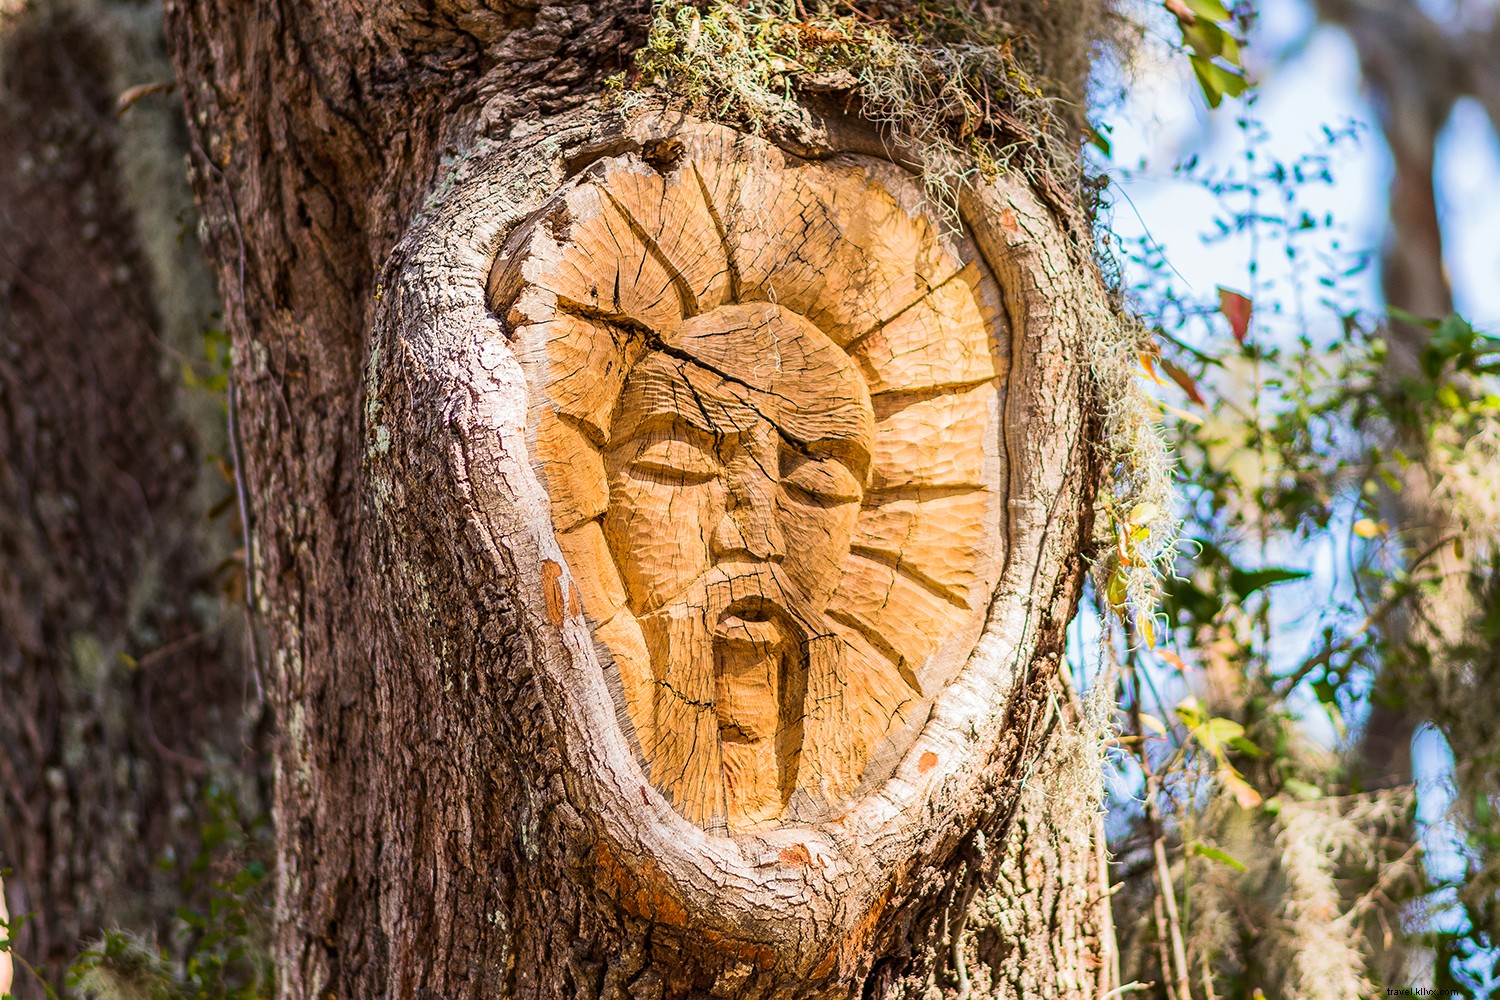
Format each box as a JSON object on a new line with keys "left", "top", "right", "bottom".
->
{"left": 1138, "top": 614, "right": 1157, "bottom": 647}
{"left": 1129, "top": 501, "right": 1160, "bottom": 526}
{"left": 1227, "top": 449, "right": 1263, "bottom": 493}
{"left": 1106, "top": 567, "right": 1129, "bottom": 610}
{"left": 1192, "top": 717, "right": 1242, "bottom": 761}
{"left": 1174, "top": 695, "right": 1204, "bottom": 729}
{"left": 1140, "top": 713, "right": 1167, "bottom": 735}
{"left": 1160, "top": 400, "right": 1206, "bottom": 426}
{"left": 1352, "top": 518, "right": 1384, "bottom": 539}
{"left": 1139, "top": 352, "right": 1169, "bottom": 386}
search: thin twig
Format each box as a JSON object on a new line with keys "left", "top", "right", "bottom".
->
{"left": 1128, "top": 642, "right": 1193, "bottom": 1000}
{"left": 951, "top": 907, "right": 971, "bottom": 1000}
{"left": 1152, "top": 819, "right": 1193, "bottom": 1000}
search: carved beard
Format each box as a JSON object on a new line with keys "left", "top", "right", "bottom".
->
{"left": 631, "top": 561, "right": 860, "bottom": 831}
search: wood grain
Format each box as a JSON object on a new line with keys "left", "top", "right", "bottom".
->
{"left": 492, "top": 123, "right": 1008, "bottom": 831}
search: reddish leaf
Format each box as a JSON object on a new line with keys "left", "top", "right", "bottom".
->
{"left": 1219, "top": 287, "right": 1252, "bottom": 344}
{"left": 1158, "top": 649, "right": 1190, "bottom": 673}
{"left": 1220, "top": 766, "right": 1263, "bottom": 809}
{"left": 1161, "top": 359, "right": 1206, "bottom": 405}
{"left": 1164, "top": 0, "right": 1196, "bottom": 21}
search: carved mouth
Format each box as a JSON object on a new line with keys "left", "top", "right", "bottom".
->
{"left": 715, "top": 598, "right": 789, "bottom": 651}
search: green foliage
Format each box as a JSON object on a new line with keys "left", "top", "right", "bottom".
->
{"left": 1085, "top": 85, "right": 1500, "bottom": 994}
{"left": 2, "top": 788, "right": 271, "bottom": 1000}
{"left": 2, "top": 898, "right": 62, "bottom": 1000}
{"left": 1165, "top": 0, "right": 1250, "bottom": 108}
{"left": 76, "top": 787, "right": 271, "bottom": 1000}
{"left": 179, "top": 327, "right": 231, "bottom": 395}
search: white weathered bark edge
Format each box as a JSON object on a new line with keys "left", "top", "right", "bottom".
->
{"left": 365, "top": 100, "right": 1101, "bottom": 976}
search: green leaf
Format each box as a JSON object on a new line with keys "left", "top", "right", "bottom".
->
{"left": 1199, "top": 717, "right": 1245, "bottom": 742}
{"left": 1183, "top": 18, "right": 1231, "bottom": 60}
{"left": 1162, "top": 574, "right": 1221, "bottom": 626}
{"left": 1228, "top": 734, "right": 1267, "bottom": 758}
{"left": 1387, "top": 305, "right": 1439, "bottom": 331}
{"left": 1086, "top": 123, "right": 1112, "bottom": 157}
{"left": 1106, "top": 566, "right": 1129, "bottom": 611}
{"left": 1174, "top": 695, "right": 1205, "bottom": 730}
{"left": 1183, "top": 0, "right": 1231, "bottom": 20}
{"left": 1228, "top": 566, "right": 1310, "bottom": 600}
{"left": 1193, "top": 716, "right": 1245, "bottom": 760}
{"left": 1189, "top": 840, "right": 1249, "bottom": 872}
{"left": 1282, "top": 776, "right": 1324, "bottom": 801}
{"left": 1191, "top": 56, "right": 1249, "bottom": 108}
{"left": 1436, "top": 312, "right": 1476, "bottom": 354}
{"left": 1218, "top": 31, "right": 1241, "bottom": 66}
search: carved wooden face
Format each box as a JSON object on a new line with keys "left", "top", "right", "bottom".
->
{"left": 603, "top": 304, "right": 874, "bottom": 621}
{"left": 489, "top": 129, "right": 1010, "bottom": 832}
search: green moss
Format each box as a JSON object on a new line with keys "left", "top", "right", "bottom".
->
{"left": 631, "top": 0, "right": 1078, "bottom": 214}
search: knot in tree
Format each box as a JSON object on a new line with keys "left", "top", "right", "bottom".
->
{"left": 356, "top": 104, "right": 1115, "bottom": 996}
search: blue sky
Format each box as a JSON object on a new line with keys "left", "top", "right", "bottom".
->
{"left": 1105, "top": 0, "right": 1500, "bottom": 331}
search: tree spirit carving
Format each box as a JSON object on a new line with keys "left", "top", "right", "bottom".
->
{"left": 489, "top": 122, "right": 1009, "bottom": 832}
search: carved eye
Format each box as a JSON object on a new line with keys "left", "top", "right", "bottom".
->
{"left": 780, "top": 455, "right": 861, "bottom": 504}
{"left": 627, "top": 431, "right": 720, "bottom": 483}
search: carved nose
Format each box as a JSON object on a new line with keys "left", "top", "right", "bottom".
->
{"left": 711, "top": 477, "right": 785, "bottom": 562}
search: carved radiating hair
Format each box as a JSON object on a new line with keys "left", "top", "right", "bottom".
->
{"left": 488, "top": 123, "right": 1012, "bottom": 831}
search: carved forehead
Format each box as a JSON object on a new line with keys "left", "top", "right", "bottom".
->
{"left": 612, "top": 303, "right": 875, "bottom": 451}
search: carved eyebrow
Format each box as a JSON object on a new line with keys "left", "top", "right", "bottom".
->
{"left": 612, "top": 362, "right": 762, "bottom": 443}
{"left": 619, "top": 409, "right": 720, "bottom": 441}
{"left": 783, "top": 434, "right": 871, "bottom": 473}
{"left": 609, "top": 408, "right": 745, "bottom": 461}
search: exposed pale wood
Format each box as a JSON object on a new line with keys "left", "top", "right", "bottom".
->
{"left": 728, "top": 155, "right": 955, "bottom": 344}
{"left": 851, "top": 490, "right": 993, "bottom": 597}
{"left": 488, "top": 127, "right": 1019, "bottom": 833}
{"left": 532, "top": 408, "right": 610, "bottom": 530}
{"left": 557, "top": 521, "right": 629, "bottom": 622}
{"left": 827, "top": 551, "right": 973, "bottom": 673}
{"left": 870, "top": 383, "right": 996, "bottom": 490}
{"left": 593, "top": 610, "right": 655, "bottom": 754}
{"left": 849, "top": 262, "right": 1006, "bottom": 394}
{"left": 514, "top": 313, "right": 640, "bottom": 443}
{"left": 162, "top": 0, "right": 1119, "bottom": 980}
{"left": 496, "top": 181, "right": 687, "bottom": 335}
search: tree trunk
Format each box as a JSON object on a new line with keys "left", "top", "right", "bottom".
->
{"left": 0, "top": 0, "right": 261, "bottom": 992}
{"left": 162, "top": 2, "right": 1118, "bottom": 996}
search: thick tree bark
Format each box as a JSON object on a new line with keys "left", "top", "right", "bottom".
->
{"left": 0, "top": 1, "right": 259, "bottom": 992}
{"left": 163, "top": 2, "right": 1117, "bottom": 996}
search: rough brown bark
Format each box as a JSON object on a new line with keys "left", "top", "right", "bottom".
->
{"left": 161, "top": 2, "right": 1116, "bottom": 996}
{"left": 0, "top": 1, "right": 260, "bottom": 993}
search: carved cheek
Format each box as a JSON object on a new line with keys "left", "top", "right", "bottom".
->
{"left": 603, "top": 469, "right": 723, "bottom": 613}
{"left": 776, "top": 493, "right": 862, "bottom": 609}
